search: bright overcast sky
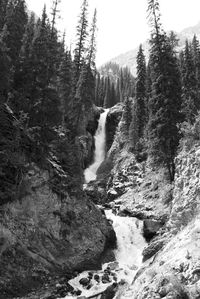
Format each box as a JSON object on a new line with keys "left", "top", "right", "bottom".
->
{"left": 26, "top": 0, "right": 200, "bottom": 66}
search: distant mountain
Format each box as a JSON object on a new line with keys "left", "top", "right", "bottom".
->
{"left": 103, "top": 21, "right": 200, "bottom": 76}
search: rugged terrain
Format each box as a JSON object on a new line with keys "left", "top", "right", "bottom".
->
{"left": 97, "top": 105, "right": 200, "bottom": 298}
{"left": 0, "top": 105, "right": 116, "bottom": 299}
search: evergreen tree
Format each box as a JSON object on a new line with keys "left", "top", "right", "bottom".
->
{"left": 110, "top": 82, "right": 117, "bottom": 107}
{"left": 134, "top": 44, "right": 147, "bottom": 140}
{"left": 0, "top": 0, "right": 8, "bottom": 30}
{"left": 146, "top": 61, "right": 152, "bottom": 104}
{"left": 181, "top": 40, "right": 198, "bottom": 123}
{"left": 51, "top": 0, "right": 61, "bottom": 35}
{"left": 87, "top": 8, "right": 97, "bottom": 71}
{"left": 28, "top": 5, "right": 61, "bottom": 135}
{"left": 70, "top": 63, "right": 95, "bottom": 135}
{"left": 73, "top": 0, "right": 88, "bottom": 82}
{"left": 58, "top": 50, "right": 72, "bottom": 125}
{"left": 116, "top": 78, "right": 122, "bottom": 103}
{"left": 98, "top": 76, "right": 106, "bottom": 106}
{"left": 147, "top": 0, "right": 182, "bottom": 181}
{"left": 122, "top": 97, "right": 133, "bottom": 136}
{"left": 192, "top": 35, "right": 200, "bottom": 102}
{"left": 49, "top": 0, "right": 62, "bottom": 84}
{"left": 1, "top": 0, "right": 27, "bottom": 68}
{"left": 0, "top": 39, "right": 9, "bottom": 103}
{"left": 13, "top": 12, "right": 36, "bottom": 113}
{"left": 103, "top": 76, "right": 111, "bottom": 108}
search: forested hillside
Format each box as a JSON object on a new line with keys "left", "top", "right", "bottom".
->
{"left": 96, "top": 62, "right": 135, "bottom": 107}
{"left": 0, "top": 1, "right": 117, "bottom": 297}
{"left": 0, "top": 0, "right": 99, "bottom": 201}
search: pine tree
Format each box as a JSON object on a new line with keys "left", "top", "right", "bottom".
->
{"left": 110, "top": 82, "right": 117, "bottom": 107}
{"left": 51, "top": 0, "right": 61, "bottom": 36}
{"left": 73, "top": 0, "right": 88, "bottom": 82}
{"left": 116, "top": 78, "right": 121, "bottom": 103}
{"left": 49, "top": 0, "right": 61, "bottom": 84}
{"left": 146, "top": 61, "right": 152, "bottom": 104}
{"left": 98, "top": 76, "right": 106, "bottom": 106}
{"left": 181, "top": 40, "right": 198, "bottom": 123}
{"left": 192, "top": 35, "right": 200, "bottom": 103}
{"left": 13, "top": 12, "right": 36, "bottom": 113}
{"left": 87, "top": 8, "right": 97, "bottom": 72}
{"left": 29, "top": 5, "right": 61, "bottom": 133}
{"left": 0, "top": 39, "right": 9, "bottom": 103}
{"left": 147, "top": 0, "right": 182, "bottom": 181}
{"left": 1, "top": 0, "right": 27, "bottom": 68}
{"left": 134, "top": 44, "right": 147, "bottom": 139}
{"left": 58, "top": 50, "right": 72, "bottom": 125}
{"left": 103, "top": 76, "right": 111, "bottom": 108}
{"left": 31, "top": 6, "right": 49, "bottom": 94}
{"left": 0, "top": 0, "right": 8, "bottom": 30}
{"left": 122, "top": 97, "right": 133, "bottom": 135}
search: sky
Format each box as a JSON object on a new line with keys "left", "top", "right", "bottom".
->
{"left": 26, "top": 0, "right": 200, "bottom": 66}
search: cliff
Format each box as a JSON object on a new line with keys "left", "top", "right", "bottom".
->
{"left": 104, "top": 108, "right": 200, "bottom": 298}
{"left": 118, "top": 144, "right": 200, "bottom": 298}
{"left": 0, "top": 105, "right": 116, "bottom": 299}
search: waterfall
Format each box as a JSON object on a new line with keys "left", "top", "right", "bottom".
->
{"left": 63, "top": 108, "right": 147, "bottom": 299}
{"left": 84, "top": 109, "right": 109, "bottom": 183}
{"left": 105, "top": 210, "right": 147, "bottom": 284}
{"left": 64, "top": 210, "right": 147, "bottom": 299}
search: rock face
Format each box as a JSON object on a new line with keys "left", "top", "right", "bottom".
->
{"left": 114, "top": 144, "right": 200, "bottom": 298}
{"left": 106, "top": 103, "right": 123, "bottom": 152}
{"left": 168, "top": 145, "right": 200, "bottom": 232}
{"left": 78, "top": 105, "right": 102, "bottom": 169}
{"left": 0, "top": 163, "right": 116, "bottom": 298}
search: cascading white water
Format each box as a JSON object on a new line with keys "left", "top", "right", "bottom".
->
{"left": 84, "top": 109, "right": 109, "bottom": 183}
{"left": 64, "top": 210, "right": 147, "bottom": 299}
{"left": 105, "top": 210, "right": 147, "bottom": 284}
{"left": 63, "top": 109, "right": 147, "bottom": 299}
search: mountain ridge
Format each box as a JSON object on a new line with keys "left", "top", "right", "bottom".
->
{"left": 102, "top": 21, "right": 200, "bottom": 76}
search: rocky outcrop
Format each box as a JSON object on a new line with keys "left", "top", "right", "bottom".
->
{"left": 115, "top": 143, "right": 200, "bottom": 298}
{"left": 0, "top": 163, "right": 116, "bottom": 298}
{"left": 78, "top": 105, "right": 103, "bottom": 169}
{"left": 84, "top": 181, "right": 107, "bottom": 205}
{"left": 168, "top": 145, "right": 200, "bottom": 232}
{"left": 106, "top": 103, "right": 123, "bottom": 152}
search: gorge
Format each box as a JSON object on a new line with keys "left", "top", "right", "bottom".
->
{"left": 61, "top": 109, "right": 148, "bottom": 299}
{"left": 1, "top": 0, "right": 200, "bottom": 298}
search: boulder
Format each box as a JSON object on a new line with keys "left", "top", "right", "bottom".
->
{"left": 84, "top": 182, "right": 107, "bottom": 204}
{"left": 143, "top": 219, "right": 164, "bottom": 241}
{"left": 79, "top": 278, "right": 90, "bottom": 287}
{"left": 142, "top": 239, "right": 165, "bottom": 262}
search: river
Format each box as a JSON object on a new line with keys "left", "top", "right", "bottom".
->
{"left": 63, "top": 109, "right": 147, "bottom": 298}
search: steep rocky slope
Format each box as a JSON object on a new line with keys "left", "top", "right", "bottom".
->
{"left": 101, "top": 105, "right": 200, "bottom": 298}
{"left": 117, "top": 144, "right": 200, "bottom": 298}
{"left": 0, "top": 105, "right": 116, "bottom": 299}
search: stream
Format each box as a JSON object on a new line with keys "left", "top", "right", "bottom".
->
{"left": 63, "top": 209, "right": 147, "bottom": 299}
{"left": 62, "top": 109, "right": 147, "bottom": 298}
